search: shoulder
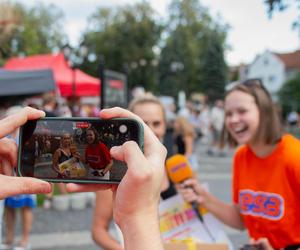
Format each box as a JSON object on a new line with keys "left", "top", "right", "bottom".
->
{"left": 232, "top": 145, "right": 251, "bottom": 171}
{"left": 282, "top": 133, "right": 300, "bottom": 144}
{"left": 54, "top": 148, "right": 62, "bottom": 155}
{"left": 234, "top": 145, "right": 249, "bottom": 159}
{"left": 279, "top": 134, "right": 300, "bottom": 163}
{"left": 98, "top": 142, "right": 108, "bottom": 149}
{"left": 281, "top": 134, "right": 300, "bottom": 154}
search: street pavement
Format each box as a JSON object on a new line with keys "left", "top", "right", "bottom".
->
{"left": 4, "top": 140, "right": 248, "bottom": 250}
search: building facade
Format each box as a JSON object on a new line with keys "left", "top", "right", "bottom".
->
{"left": 246, "top": 50, "right": 300, "bottom": 100}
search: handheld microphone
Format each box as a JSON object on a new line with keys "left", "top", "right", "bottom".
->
{"left": 166, "top": 154, "right": 215, "bottom": 242}
{"left": 165, "top": 154, "right": 203, "bottom": 222}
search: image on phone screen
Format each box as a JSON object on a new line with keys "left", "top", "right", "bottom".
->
{"left": 19, "top": 118, "right": 143, "bottom": 183}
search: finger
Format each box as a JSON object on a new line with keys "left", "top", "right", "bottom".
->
{"left": 100, "top": 107, "right": 162, "bottom": 156}
{"left": 111, "top": 138, "right": 166, "bottom": 179}
{"left": 182, "top": 179, "right": 197, "bottom": 187}
{"left": 0, "top": 175, "right": 51, "bottom": 199}
{"left": 110, "top": 146, "right": 125, "bottom": 162}
{"left": 255, "top": 238, "right": 271, "bottom": 250}
{"left": 111, "top": 142, "right": 147, "bottom": 181}
{"left": 100, "top": 107, "right": 144, "bottom": 124}
{"left": 2, "top": 159, "right": 13, "bottom": 176}
{"left": 0, "top": 107, "right": 45, "bottom": 139}
{"left": 66, "top": 183, "right": 113, "bottom": 193}
{"left": 250, "top": 238, "right": 255, "bottom": 244}
{"left": 0, "top": 138, "right": 17, "bottom": 167}
{"left": 111, "top": 141, "right": 163, "bottom": 191}
{"left": 112, "top": 141, "right": 151, "bottom": 175}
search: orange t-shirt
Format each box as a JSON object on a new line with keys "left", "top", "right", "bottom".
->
{"left": 233, "top": 134, "right": 300, "bottom": 249}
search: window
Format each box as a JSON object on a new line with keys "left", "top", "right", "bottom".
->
{"left": 269, "top": 75, "right": 275, "bottom": 83}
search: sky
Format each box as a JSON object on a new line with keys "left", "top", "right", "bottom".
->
{"left": 13, "top": 0, "right": 300, "bottom": 66}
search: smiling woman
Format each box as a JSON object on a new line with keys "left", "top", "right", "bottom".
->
{"left": 178, "top": 79, "right": 300, "bottom": 250}
{"left": 223, "top": 79, "right": 282, "bottom": 149}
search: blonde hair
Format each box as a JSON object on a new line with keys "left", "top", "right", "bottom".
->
{"left": 128, "top": 93, "right": 166, "bottom": 120}
{"left": 174, "top": 116, "right": 194, "bottom": 137}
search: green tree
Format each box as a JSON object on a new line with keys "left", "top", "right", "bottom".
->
{"left": 0, "top": 2, "right": 66, "bottom": 64}
{"left": 159, "top": 0, "right": 228, "bottom": 101}
{"left": 199, "top": 30, "right": 228, "bottom": 102}
{"left": 81, "top": 2, "right": 162, "bottom": 91}
{"left": 265, "top": 0, "right": 289, "bottom": 15}
{"left": 278, "top": 71, "right": 300, "bottom": 113}
{"left": 264, "top": 0, "right": 300, "bottom": 31}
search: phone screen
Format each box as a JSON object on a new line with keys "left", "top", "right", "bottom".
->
{"left": 18, "top": 118, "right": 143, "bottom": 183}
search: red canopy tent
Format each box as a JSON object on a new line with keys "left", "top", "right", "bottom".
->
{"left": 4, "top": 53, "right": 100, "bottom": 97}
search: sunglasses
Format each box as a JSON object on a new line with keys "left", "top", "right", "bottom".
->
{"left": 226, "top": 78, "right": 269, "bottom": 95}
{"left": 242, "top": 78, "right": 263, "bottom": 87}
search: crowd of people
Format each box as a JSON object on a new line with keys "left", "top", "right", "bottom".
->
{"left": 0, "top": 79, "right": 300, "bottom": 250}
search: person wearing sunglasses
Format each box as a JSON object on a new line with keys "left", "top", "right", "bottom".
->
{"left": 177, "top": 79, "right": 300, "bottom": 250}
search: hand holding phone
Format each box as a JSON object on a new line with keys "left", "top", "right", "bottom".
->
{"left": 0, "top": 107, "right": 52, "bottom": 199}
{"left": 66, "top": 107, "right": 167, "bottom": 214}
{"left": 65, "top": 107, "right": 167, "bottom": 250}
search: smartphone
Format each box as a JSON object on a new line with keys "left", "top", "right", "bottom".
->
{"left": 18, "top": 117, "right": 144, "bottom": 184}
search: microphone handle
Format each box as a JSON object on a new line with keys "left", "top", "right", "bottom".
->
{"left": 191, "top": 201, "right": 216, "bottom": 242}
{"left": 191, "top": 201, "right": 203, "bottom": 222}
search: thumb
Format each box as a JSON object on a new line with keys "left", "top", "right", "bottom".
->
{"left": 111, "top": 141, "right": 147, "bottom": 173}
{"left": 0, "top": 175, "right": 52, "bottom": 199}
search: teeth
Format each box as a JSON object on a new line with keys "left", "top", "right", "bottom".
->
{"left": 234, "top": 126, "right": 247, "bottom": 133}
{"left": 234, "top": 128, "right": 245, "bottom": 133}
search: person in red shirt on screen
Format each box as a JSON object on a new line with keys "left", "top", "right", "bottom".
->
{"left": 84, "top": 128, "right": 113, "bottom": 179}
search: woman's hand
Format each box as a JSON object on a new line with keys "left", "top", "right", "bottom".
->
{"left": 250, "top": 238, "right": 274, "bottom": 250}
{"left": 66, "top": 107, "right": 167, "bottom": 250}
{"left": 176, "top": 178, "right": 208, "bottom": 205}
{"left": 66, "top": 107, "right": 167, "bottom": 220}
{"left": 0, "top": 107, "right": 52, "bottom": 199}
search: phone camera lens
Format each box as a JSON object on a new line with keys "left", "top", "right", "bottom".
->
{"left": 119, "top": 125, "right": 128, "bottom": 134}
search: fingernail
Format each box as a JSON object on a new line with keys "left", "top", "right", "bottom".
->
{"left": 40, "top": 111, "right": 46, "bottom": 117}
{"left": 110, "top": 146, "right": 121, "bottom": 154}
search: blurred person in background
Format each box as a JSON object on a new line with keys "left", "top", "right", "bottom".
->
{"left": 42, "top": 93, "right": 57, "bottom": 117}
{"left": 173, "top": 116, "right": 197, "bottom": 168}
{"left": 188, "top": 105, "right": 203, "bottom": 140}
{"left": 207, "top": 99, "right": 226, "bottom": 157}
{"left": 56, "top": 97, "right": 72, "bottom": 117}
{"left": 198, "top": 104, "right": 211, "bottom": 144}
{"left": 178, "top": 100, "right": 193, "bottom": 119}
{"left": 91, "top": 94, "right": 177, "bottom": 250}
{"left": 287, "top": 110, "right": 299, "bottom": 128}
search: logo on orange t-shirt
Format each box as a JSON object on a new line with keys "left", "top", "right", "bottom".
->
{"left": 239, "top": 190, "right": 284, "bottom": 220}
